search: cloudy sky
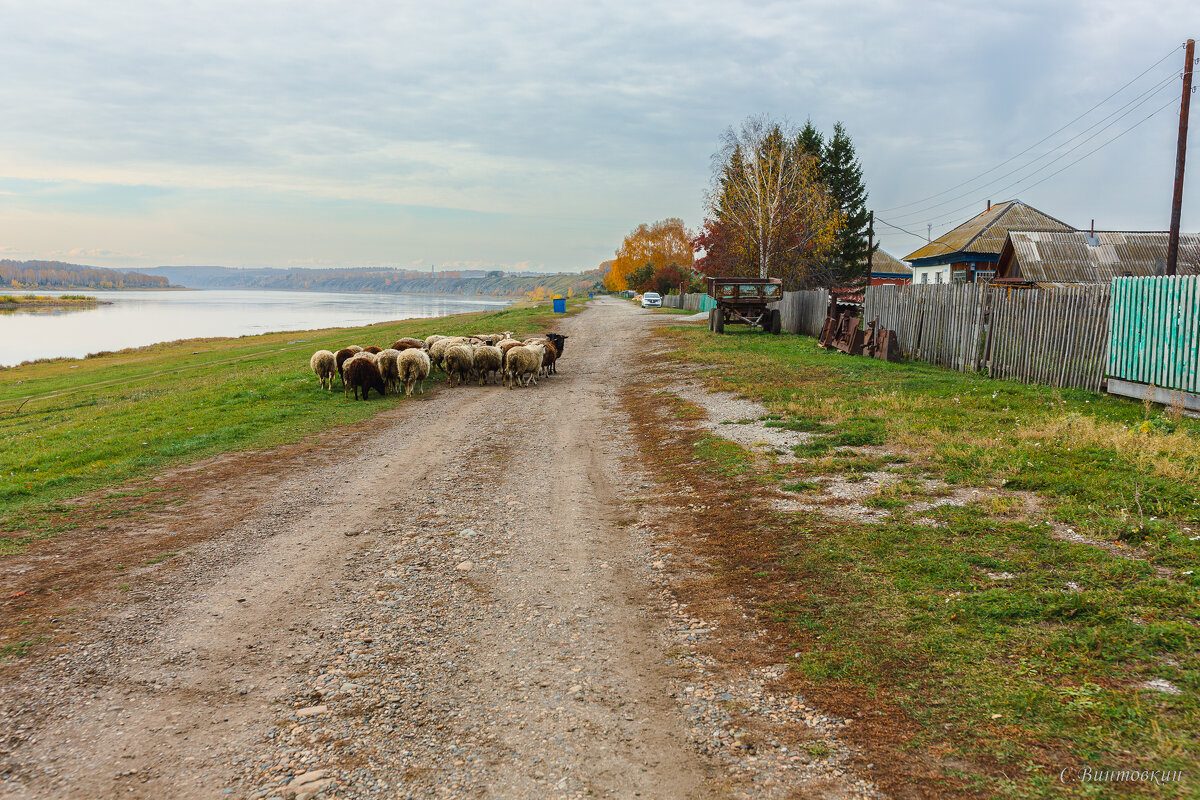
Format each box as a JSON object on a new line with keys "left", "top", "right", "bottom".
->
{"left": 0, "top": 0, "right": 1197, "bottom": 272}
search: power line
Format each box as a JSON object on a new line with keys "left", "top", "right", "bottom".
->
{"left": 921, "top": 94, "right": 1181, "bottom": 233}
{"left": 889, "top": 71, "right": 1181, "bottom": 223}
{"left": 879, "top": 44, "right": 1184, "bottom": 214}
{"left": 874, "top": 217, "right": 929, "bottom": 242}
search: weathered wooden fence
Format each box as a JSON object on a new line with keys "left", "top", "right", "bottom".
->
{"left": 865, "top": 283, "right": 988, "bottom": 371}
{"left": 863, "top": 283, "right": 1113, "bottom": 391}
{"left": 1108, "top": 275, "right": 1200, "bottom": 393}
{"left": 769, "top": 289, "right": 830, "bottom": 337}
{"left": 989, "top": 285, "right": 1111, "bottom": 391}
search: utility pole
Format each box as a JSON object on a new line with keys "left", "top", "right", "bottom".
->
{"left": 867, "top": 210, "right": 875, "bottom": 275}
{"left": 1167, "top": 38, "right": 1195, "bottom": 276}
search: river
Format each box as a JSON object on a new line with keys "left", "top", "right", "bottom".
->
{"left": 0, "top": 289, "right": 511, "bottom": 367}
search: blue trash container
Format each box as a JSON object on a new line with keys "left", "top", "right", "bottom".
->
{"left": 552, "top": 298, "right": 566, "bottom": 313}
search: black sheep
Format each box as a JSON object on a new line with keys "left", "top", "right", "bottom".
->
{"left": 343, "top": 357, "right": 387, "bottom": 400}
{"left": 545, "top": 333, "right": 568, "bottom": 373}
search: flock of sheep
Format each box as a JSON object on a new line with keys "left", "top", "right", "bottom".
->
{"left": 307, "top": 331, "right": 569, "bottom": 400}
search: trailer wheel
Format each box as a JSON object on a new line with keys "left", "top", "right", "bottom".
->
{"left": 769, "top": 308, "right": 781, "bottom": 335}
{"left": 714, "top": 309, "right": 724, "bottom": 334}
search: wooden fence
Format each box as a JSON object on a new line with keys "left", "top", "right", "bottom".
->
{"left": 1108, "top": 276, "right": 1200, "bottom": 394}
{"left": 769, "top": 289, "right": 830, "bottom": 337}
{"left": 989, "top": 285, "right": 1111, "bottom": 391}
{"left": 863, "top": 283, "right": 1113, "bottom": 391}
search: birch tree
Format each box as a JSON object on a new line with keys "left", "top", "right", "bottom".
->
{"left": 700, "top": 116, "right": 840, "bottom": 289}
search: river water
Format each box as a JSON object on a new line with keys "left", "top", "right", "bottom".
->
{"left": 0, "top": 289, "right": 511, "bottom": 367}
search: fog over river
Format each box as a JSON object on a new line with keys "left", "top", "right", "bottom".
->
{"left": 0, "top": 289, "right": 510, "bottom": 367}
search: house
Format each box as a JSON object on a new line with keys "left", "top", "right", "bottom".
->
{"left": 904, "top": 200, "right": 1074, "bottom": 284}
{"left": 995, "top": 229, "right": 1200, "bottom": 285}
{"left": 868, "top": 249, "right": 912, "bottom": 286}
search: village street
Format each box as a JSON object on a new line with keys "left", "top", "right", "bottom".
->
{"left": 0, "top": 298, "right": 872, "bottom": 800}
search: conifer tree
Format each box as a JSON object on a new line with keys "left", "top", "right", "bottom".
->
{"left": 797, "top": 119, "right": 824, "bottom": 160}
{"left": 821, "top": 122, "right": 875, "bottom": 284}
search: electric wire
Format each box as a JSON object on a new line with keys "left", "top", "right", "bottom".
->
{"left": 920, "top": 94, "right": 1181, "bottom": 233}
{"left": 888, "top": 71, "right": 1181, "bottom": 223}
{"left": 878, "top": 43, "right": 1184, "bottom": 214}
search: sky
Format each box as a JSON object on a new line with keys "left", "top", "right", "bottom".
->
{"left": 0, "top": 0, "right": 1198, "bottom": 273}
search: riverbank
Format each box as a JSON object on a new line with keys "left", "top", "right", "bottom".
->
{"left": 0, "top": 294, "right": 108, "bottom": 310}
{"left": 0, "top": 298, "right": 582, "bottom": 548}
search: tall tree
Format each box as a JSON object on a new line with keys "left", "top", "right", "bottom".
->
{"left": 820, "top": 121, "right": 875, "bottom": 285}
{"left": 797, "top": 119, "right": 824, "bottom": 159}
{"left": 604, "top": 218, "right": 694, "bottom": 291}
{"left": 696, "top": 116, "right": 840, "bottom": 290}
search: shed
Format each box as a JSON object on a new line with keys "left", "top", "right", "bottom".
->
{"left": 995, "top": 230, "right": 1200, "bottom": 285}
{"left": 869, "top": 249, "right": 912, "bottom": 286}
{"left": 904, "top": 200, "right": 1074, "bottom": 285}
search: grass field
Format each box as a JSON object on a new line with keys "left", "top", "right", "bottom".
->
{"left": 641, "top": 324, "right": 1199, "bottom": 798}
{"left": 0, "top": 299, "right": 579, "bottom": 553}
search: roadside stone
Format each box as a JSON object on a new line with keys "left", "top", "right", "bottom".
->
{"left": 455, "top": 561, "right": 473, "bottom": 572}
{"left": 294, "top": 705, "right": 328, "bottom": 718}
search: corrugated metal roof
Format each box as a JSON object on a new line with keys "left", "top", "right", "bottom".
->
{"left": 904, "top": 200, "right": 1074, "bottom": 262}
{"left": 870, "top": 249, "right": 912, "bottom": 276}
{"left": 1003, "top": 230, "right": 1200, "bottom": 283}
{"left": 1003, "top": 230, "right": 1200, "bottom": 282}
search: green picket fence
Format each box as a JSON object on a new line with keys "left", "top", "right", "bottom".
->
{"left": 1107, "top": 276, "right": 1200, "bottom": 393}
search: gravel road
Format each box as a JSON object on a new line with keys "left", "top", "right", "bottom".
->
{"left": 1, "top": 298, "right": 873, "bottom": 799}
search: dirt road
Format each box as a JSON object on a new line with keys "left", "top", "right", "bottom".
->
{"left": 0, "top": 298, "right": 872, "bottom": 799}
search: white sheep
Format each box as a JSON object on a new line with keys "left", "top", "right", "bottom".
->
{"left": 505, "top": 343, "right": 544, "bottom": 388}
{"left": 444, "top": 343, "right": 474, "bottom": 387}
{"left": 309, "top": 350, "right": 337, "bottom": 390}
{"left": 472, "top": 345, "right": 503, "bottom": 385}
{"left": 398, "top": 348, "right": 431, "bottom": 397}
{"left": 375, "top": 348, "right": 402, "bottom": 394}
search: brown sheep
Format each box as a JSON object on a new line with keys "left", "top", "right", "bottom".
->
{"left": 362, "top": 345, "right": 383, "bottom": 354}
{"left": 335, "top": 348, "right": 358, "bottom": 382}
{"left": 343, "top": 355, "right": 386, "bottom": 400}
{"left": 391, "top": 337, "right": 424, "bottom": 351}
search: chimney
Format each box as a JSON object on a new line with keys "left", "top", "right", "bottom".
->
{"left": 987, "top": 200, "right": 992, "bottom": 211}
{"left": 1090, "top": 219, "right": 1095, "bottom": 235}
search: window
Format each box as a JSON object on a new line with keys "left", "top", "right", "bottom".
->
{"left": 975, "top": 269, "right": 996, "bottom": 283}
{"left": 921, "top": 273, "right": 929, "bottom": 284}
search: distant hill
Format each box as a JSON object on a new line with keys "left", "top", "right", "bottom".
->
{"left": 1, "top": 260, "right": 171, "bottom": 290}
{"left": 148, "top": 266, "right": 603, "bottom": 298}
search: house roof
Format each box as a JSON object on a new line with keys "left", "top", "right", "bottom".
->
{"left": 870, "top": 249, "right": 912, "bottom": 276}
{"left": 904, "top": 200, "right": 1074, "bottom": 263}
{"left": 998, "top": 230, "right": 1200, "bottom": 283}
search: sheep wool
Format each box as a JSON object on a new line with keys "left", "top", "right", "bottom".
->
{"left": 505, "top": 344, "right": 543, "bottom": 388}
{"left": 342, "top": 354, "right": 386, "bottom": 400}
{"left": 398, "top": 348, "right": 431, "bottom": 397}
{"left": 309, "top": 350, "right": 337, "bottom": 391}
{"left": 375, "top": 349, "right": 402, "bottom": 394}
{"left": 443, "top": 344, "right": 474, "bottom": 387}
{"left": 471, "top": 345, "right": 503, "bottom": 385}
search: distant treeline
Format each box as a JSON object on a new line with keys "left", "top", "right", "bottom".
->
{"left": 1, "top": 260, "right": 170, "bottom": 290}
{"left": 149, "top": 266, "right": 602, "bottom": 299}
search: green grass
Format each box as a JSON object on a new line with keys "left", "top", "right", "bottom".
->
{"left": 0, "top": 299, "right": 583, "bottom": 550}
{"left": 658, "top": 326, "right": 1200, "bottom": 798}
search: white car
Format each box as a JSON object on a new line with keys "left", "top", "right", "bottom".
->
{"left": 641, "top": 292, "right": 662, "bottom": 308}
